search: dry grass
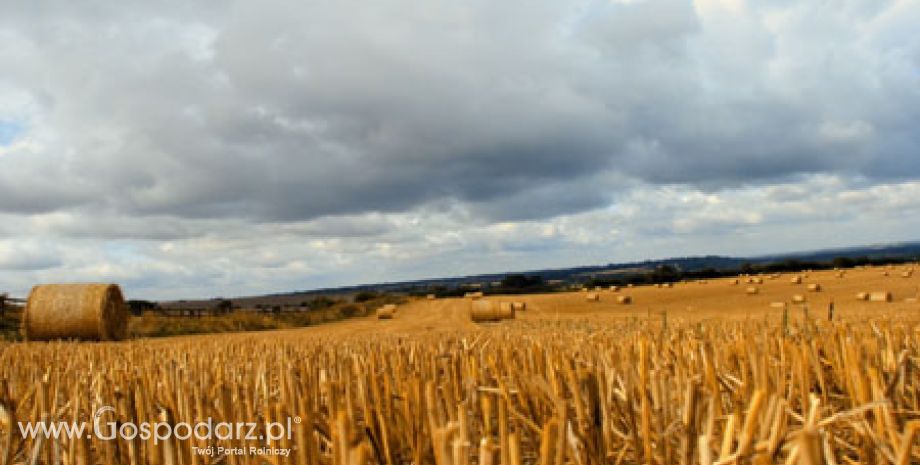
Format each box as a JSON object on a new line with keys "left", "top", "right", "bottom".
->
{"left": 1, "top": 313, "right": 919, "bottom": 463}
{"left": 0, "top": 265, "right": 919, "bottom": 463}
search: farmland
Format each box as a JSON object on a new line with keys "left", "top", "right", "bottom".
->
{"left": 1, "top": 265, "right": 920, "bottom": 464}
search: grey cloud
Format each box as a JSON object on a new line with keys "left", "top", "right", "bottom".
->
{"left": 1, "top": 0, "right": 917, "bottom": 225}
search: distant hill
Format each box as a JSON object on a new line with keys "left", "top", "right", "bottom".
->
{"left": 160, "top": 241, "right": 920, "bottom": 307}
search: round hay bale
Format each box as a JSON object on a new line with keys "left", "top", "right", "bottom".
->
{"left": 729, "top": 279, "right": 739, "bottom": 285}
{"left": 497, "top": 302, "right": 516, "bottom": 319}
{"left": 791, "top": 294, "right": 806, "bottom": 303}
{"left": 869, "top": 291, "right": 892, "bottom": 302}
{"left": 585, "top": 293, "right": 600, "bottom": 302}
{"left": 426, "top": 294, "right": 436, "bottom": 300}
{"left": 790, "top": 276, "right": 803, "bottom": 284}
{"left": 807, "top": 283, "right": 822, "bottom": 292}
{"left": 616, "top": 295, "right": 632, "bottom": 304}
{"left": 902, "top": 271, "right": 913, "bottom": 278}
{"left": 376, "top": 307, "right": 395, "bottom": 319}
{"left": 750, "top": 277, "right": 763, "bottom": 285}
{"left": 745, "top": 287, "right": 759, "bottom": 295}
{"left": 609, "top": 285, "right": 620, "bottom": 292}
{"left": 855, "top": 292, "right": 869, "bottom": 301}
{"left": 464, "top": 291, "right": 484, "bottom": 300}
{"left": 470, "top": 300, "right": 502, "bottom": 322}
{"left": 23, "top": 283, "right": 127, "bottom": 341}
{"left": 770, "top": 301, "right": 787, "bottom": 309}
{"left": 381, "top": 303, "right": 397, "bottom": 313}
{"left": 511, "top": 301, "right": 526, "bottom": 312}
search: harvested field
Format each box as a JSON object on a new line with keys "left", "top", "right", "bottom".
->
{"left": 1, "top": 265, "right": 919, "bottom": 463}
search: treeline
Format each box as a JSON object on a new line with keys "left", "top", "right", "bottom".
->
{"left": 586, "top": 255, "right": 919, "bottom": 288}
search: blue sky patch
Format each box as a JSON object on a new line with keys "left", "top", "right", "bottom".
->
{"left": 0, "top": 119, "right": 25, "bottom": 146}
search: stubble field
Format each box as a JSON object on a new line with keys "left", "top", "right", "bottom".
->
{"left": 1, "top": 265, "right": 919, "bottom": 464}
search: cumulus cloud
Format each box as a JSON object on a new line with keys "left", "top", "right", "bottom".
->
{"left": 0, "top": 0, "right": 917, "bottom": 297}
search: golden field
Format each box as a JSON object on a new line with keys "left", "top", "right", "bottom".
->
{"left": 1, "top": 265, "right": 919, "bottom": 464}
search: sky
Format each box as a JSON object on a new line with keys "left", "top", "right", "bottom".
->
{"left": 0, "top": 0, "right": 918, "bottom": 299}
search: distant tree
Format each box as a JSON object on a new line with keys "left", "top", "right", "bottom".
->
{"left": 309, "top": 296, "right": 336, "bottom": 309}
{"left": 216, "top": 299, "right": 233, "bottom": 315}
{"left": 832, "top": 256, "right": 855, "bottom": 269}
{"left": 127, "top": 300, "right": 159, "bottom": 316}
{"left": 354, "top": 291, "right": 379, "bottom": 303}
{"left": 500, "top": 274, "right": 544, "bottom": 289}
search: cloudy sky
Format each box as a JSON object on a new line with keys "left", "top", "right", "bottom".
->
{"left": 0, "top": 0, "right": 918, "bottom": 299}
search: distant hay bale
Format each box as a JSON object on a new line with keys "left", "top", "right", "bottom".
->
{"left": 609, "top": 285, "right": 620, "bottom": 292}
{"left": 837, "top": 271, "right": 846, "bottom": 278}
{"left": 497, "top": 302, "right": 516, "bottom": 319}
{"left": 770, "top": 302, "right": 787, "bottom": 309}
{"left": 869, "top": 291, "right": 892, "bottom": 302}
{"left": 426, "top": 294, "right": 436, "bottom": 300}
{"left": 902, "top": 271, "right": 913, "bottom": 278}
{"left": 662, "top": 282, "right": 673, "bottom": 288}
{"left": 750, "top": 277, "right": 763, "bottom": 285}
{"left": 745, "top": 287, "right": 759, "bottom": 295}
{"left": 792, "top": 294, "right": 806, "bottom": 303}
{"left": 376, "top": 306, "right": 395, "bottom": 319}
{"left": 855, "top": 292, "right": 869, "bottom": 301}
{"left": 22, "top": 283, "right": 127, "bottom": 341}
{"left": 616, "top": 295, "right": 632, "bottom": 304}
{"left": 464, "top": 291, "right": 484, "bottom": 300}
{"left": 729, "top": 279, "right": 739, "bottom": 285}
{"left": 585, "top": 293, "right": 600, "bottom": 302}
{"left": 381, "top": 303, "right": 397, "bottom": 313}
{"left": 470, "top": 300, "right": 512, "bottom": 322}
{"left": 511, "top": 301, "right": 526, "bottom": 312}
{"left": 882, "top": 271, "right": 889, "bottom": 277}
{"left": 807, "top": 283, "right": 822, "bottom": 292}
{"left": 627, "top": 284, "right": 634, "bottom": 288}
{"left": 791, "top": 276, "right": 803, "bottom": 284}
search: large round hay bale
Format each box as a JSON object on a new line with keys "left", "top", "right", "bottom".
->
{"left": 511, "top": 302, "right": 526, "bottom": 312}
{"left": 609, "top": 285, "right": 620, "bottom": 292}
{"left": 585, "top": 293, "right": 600, "bottom": 302}
{"left": 792, "top": 294, "right": 806, "bottom": 303}
{"left": 745, "top": 287, "right": 759, "bottom": 295}
{"left": 807, "top": 283, "right": 822, "bottom": 292}
{"left": 616, "top": 295, "right": 632, "bottom": 304}
{"left": 855, "top": 292, "right": 869, "bottom": 301}
{"left": 470, "top": 300, "right": 502, "bottom": 322}
{"left": 376, "top": 307, "right": 395, "bottom": 319}
{"left": 497, "top": 302, "right": 516, "bottom": 319}
{"left": 790, "top": 276, "right": 803, "bottom": 284}
{"left": 23, "top": 284, "right": 127, "bottom": 341}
